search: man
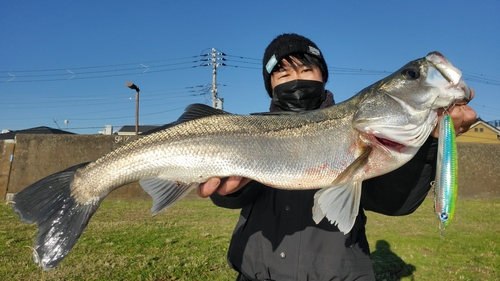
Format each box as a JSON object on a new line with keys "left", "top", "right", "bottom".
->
{"left": 198, "top": 34, "right": 476, "bottom": 280}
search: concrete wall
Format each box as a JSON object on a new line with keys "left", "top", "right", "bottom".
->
{"left": 457, "top": 143, "right": 500, "bottom": 198}
{"left": 1, "top": 135, "right": 499, "bottom": 201}
{"left": 0, "top": 140, "right": 15, "bottom": 201}
{"left": 2, "top": 134, "right": 150, "bottom": 201}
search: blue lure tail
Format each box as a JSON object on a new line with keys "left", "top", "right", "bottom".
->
{"left": 12, "top": 163, "right": 103, "bottom": 270}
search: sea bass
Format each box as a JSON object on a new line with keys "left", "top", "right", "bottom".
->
{"left": 433, "top": 114, "right": 458, "bottom": 236}
{"left": 12, "top": 52, "right": 470, "bottom": 270}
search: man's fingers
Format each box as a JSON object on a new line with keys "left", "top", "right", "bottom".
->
{"left": 197, "top": 178, "right": 221, "bottom": 198}
{"left": 459, "top": 105, "right": 477, "bottom": 128}
{"left": 449, "top": 104, "right": 477, "bottom": 135}
{"left": 216, "top": 177, "right": 252, "bottom": 196}
{"left": 197, "top": 176, "right": 252, "bottom": 198}
{"left": 431, "top": 103, "right": 477, "bottom": 138}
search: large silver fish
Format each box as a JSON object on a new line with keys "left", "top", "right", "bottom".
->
{"left": 12, "top": 52, "right": 470, "bottom": 270}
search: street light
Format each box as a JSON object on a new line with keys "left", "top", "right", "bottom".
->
{"left": 125, "top": 82, "right": 140, "bottom": 135}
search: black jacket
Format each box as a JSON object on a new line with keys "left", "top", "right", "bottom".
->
{"left": 211, "top": 137, "right": 437, "bottom": 281}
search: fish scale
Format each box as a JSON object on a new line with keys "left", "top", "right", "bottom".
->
{"left": 79, "top": 110, "right": 359, "bottom": 193}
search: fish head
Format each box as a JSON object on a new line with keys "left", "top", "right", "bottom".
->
{"left": 353, "top": 52, "right": 471, "bottom": 151}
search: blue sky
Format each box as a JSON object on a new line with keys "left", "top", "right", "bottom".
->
{"left": 1, "top": 1, "right": 499, "bottom": 134}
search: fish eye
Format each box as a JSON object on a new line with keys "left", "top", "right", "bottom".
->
{"left": 401, "top": 68, "right": 420, "bottom": 79}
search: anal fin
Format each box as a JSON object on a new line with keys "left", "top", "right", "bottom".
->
{"left": 139, "top": 177, "right": 198, "bottom": 215}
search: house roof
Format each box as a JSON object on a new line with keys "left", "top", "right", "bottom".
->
{"left": 470, "top": 118, "right": 500, "bottom": 135}
{"left": 118, "top": 125, "right": 161, "bottom": 134}
{"left": 0, "top": 126, "right": 75, "bottom": 140}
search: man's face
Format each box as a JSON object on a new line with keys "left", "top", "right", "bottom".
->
{"left": 270, "top": 56, "right": 323, "bottom": 90}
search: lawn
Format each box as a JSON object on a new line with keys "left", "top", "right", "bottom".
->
{"left": 366, "top": 199, "right": 500, "bottom": 280}
{"left": 1, "top": 196, "right": 498, "bottom": 280}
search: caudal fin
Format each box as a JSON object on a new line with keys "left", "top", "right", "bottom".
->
{"left": 12, "top": 163, "right": 102, "bottom": 270}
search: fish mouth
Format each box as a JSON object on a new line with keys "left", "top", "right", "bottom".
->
{"left": 426, "top": 52, "right": 462, "bottom": 86}
{"left": 426, "top": 51, "right": 472, "bottom": 103}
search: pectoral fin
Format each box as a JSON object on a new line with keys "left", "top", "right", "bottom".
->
{"left": 139, "top": 177, "right": 198, "bottom": 215}
{"left": 313, "top": 181, "right": 362, "bottom": 234}
{"left": 332, "top": 146, "right": 372, "bottom": 184}
{"left": 312, "top": 146, "right": 371, "bottom": 234}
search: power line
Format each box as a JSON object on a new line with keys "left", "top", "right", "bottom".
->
{"left": 223, "top": 53, "right": 500, "bottom": 85}
{"left": 0, "top": 56, "right": 206, "bottom": 83}
{"left": 0, "top": 65, "right": 205, "bottom": 83}
{"left": 463, "top": 74, "right": 500, "bottom": 86}
{"left": 2, "top": 50, "right": 499, "bottom": 132}
{"left": 0, "top": 55, "right": 203, "bottom": 73}
{"left": 3, "top": 52, "right": 500, "bottom": 86}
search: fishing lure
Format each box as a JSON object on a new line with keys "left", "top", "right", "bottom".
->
{"left": 432, "top": 113, "right": 458, "bottom": 236}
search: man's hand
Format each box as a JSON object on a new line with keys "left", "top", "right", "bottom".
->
{"left": 197, "top": 176, "right": 252, "bottom": 198}
{"left": 431, "top": 89, "right": 477, "bottom": 138}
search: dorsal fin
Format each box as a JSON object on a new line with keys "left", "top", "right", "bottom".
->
{"left": 251, "top": 111, "right": 305, "bottom": 116}
{"left": 141, "top": 104, "right": 231, "bottom": 135}
{"left": 175, "top": 103, "right": 230, "bottom": 125}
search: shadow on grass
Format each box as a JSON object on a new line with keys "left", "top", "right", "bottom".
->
{"left": 371, "top": 240, "right": 416, "bottom": 281}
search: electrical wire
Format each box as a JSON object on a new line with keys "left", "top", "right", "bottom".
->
{"left": 2, "top": 52, "right": 499, "bottom": 86}
{"left": 0, "top": 55, "right": 203, "bottom": 73}
{"left": 2, "top": 51, "right": 498, "bottom": 132}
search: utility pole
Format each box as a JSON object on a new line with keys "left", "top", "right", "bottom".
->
{"left": 125, "top": 82, "right": 140, "bottom": 135}
{"left": 209, "top": 48, "right": 225, "bottom": 109}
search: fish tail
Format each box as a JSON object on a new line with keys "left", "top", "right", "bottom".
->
{"left": 12, "top": 162, "right": 102, "bottom": 270}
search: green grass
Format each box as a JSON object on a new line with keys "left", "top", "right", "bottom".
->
{"left": 1, "top": 197, "right": 499, "bottom": 280}
{"left": 367, "top": 199, "right": 500, "bottom": 280}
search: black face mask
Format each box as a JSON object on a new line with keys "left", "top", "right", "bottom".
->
{"left": 271, "top": 80, "right": 326, "bottom": 112}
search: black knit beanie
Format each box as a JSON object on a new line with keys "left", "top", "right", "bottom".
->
{"left": 262, "top": 33, "right": 328, "bottom": 97}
